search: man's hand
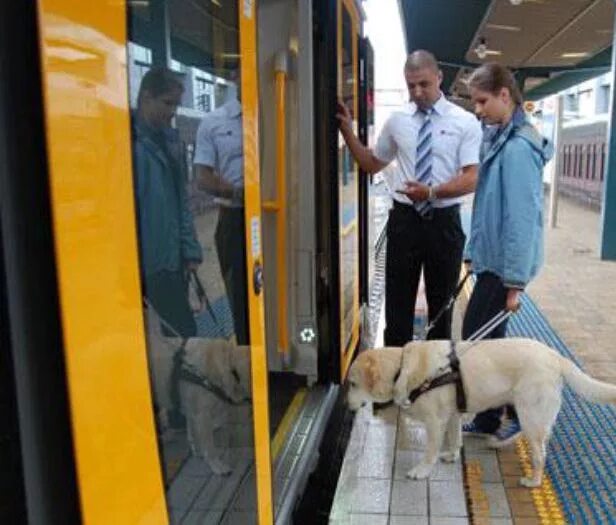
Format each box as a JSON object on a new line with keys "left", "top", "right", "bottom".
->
{"left": 396, "top": 181, "right": 430, "bottom": 202}
{"left": 336, "top": 100, "right": 353, "bottom": 131}
{"left": 505, "top": 288, "right": 521, "bottom": 312}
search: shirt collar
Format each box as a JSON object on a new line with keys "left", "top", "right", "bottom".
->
{"left": 410, "top": 92, "right": 447, "bottom": 116}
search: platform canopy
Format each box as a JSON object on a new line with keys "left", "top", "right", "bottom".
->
{"left": 397, "top": 0, "right": 615, "bottom": 103}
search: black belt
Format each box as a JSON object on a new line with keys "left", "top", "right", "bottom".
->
{"left": 393, "top": 200, "right": 460, "bottom": 219}
{"left": 406, "top": 341, "right": 467, "bottom": 412}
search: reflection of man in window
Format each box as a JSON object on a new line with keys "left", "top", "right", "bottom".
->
{"left": 133, "top": 67, "right": 203, "bottom": 337}
{"left": 193, "top": 72, "right": 248, "bottom": 345}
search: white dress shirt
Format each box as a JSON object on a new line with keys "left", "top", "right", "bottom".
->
{"left": 374, "top": 94, "right": 482, "bottom": 207}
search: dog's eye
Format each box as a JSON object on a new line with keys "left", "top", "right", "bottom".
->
{"left": 349, "top": 380, "right": 357, "bottom": 388}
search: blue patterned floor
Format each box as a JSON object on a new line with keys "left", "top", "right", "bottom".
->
{"left": 508, "top": 295, "right": 616, "bottom": 524}
{"left": 194, "top": 295, "right": 236, "bottom": 339}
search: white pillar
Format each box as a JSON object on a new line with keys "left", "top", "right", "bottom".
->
{"left": 549, "top": 95, "right": 563, "bottom": 228}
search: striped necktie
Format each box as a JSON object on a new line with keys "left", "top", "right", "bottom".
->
{"left": 415, "top": 107, "right": 433, "bottom": 217}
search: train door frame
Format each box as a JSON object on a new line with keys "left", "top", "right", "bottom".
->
{"left": 313, "top": 0, "right": 366, "bottom": 384}
{"left": 0, "top": 1, "right": 80, "bottom": 523}
{"left": 2, "top": 0, "right": 276, "bottom": 523}
{"left": 358, "top": 37, "right": 374, "bottom": 308}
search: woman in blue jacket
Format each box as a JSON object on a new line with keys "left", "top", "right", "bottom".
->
{"left": 462, "top": 63, "right": 553, "bottom": 446}
{"left": 133, "top": 68, "right": 203, "bottom": 337}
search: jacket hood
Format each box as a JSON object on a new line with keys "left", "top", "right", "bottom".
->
{"left": 512, "top": 107, "right": 554, "bottom": 164}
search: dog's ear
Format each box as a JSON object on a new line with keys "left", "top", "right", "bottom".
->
{"left": 363, "top": 354, "right": 380, "bottom": 393}
{"left": 401, "top": 343, "right": 430, "bottom": 392}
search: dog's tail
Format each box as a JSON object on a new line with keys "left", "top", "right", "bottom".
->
{"left": 560, "top": 356, "right": 616, "bottom": 404}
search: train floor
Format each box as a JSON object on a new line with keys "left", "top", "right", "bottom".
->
{"left": 330, "top": 195, "right": 616, "bottom": 524}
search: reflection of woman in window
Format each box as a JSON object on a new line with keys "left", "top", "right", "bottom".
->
{"left": 133, "top": 67, "right": 203, "bottom": 337}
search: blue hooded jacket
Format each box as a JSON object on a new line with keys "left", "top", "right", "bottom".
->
{"left": 133, "top": 117, "right": 203, "bottom": 277}
{"left": 467, "top": 108, "right": 553, "bottom": 288}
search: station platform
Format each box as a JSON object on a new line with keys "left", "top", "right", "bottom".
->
{"left": 330, "top": 195, "right": 616, "bottom": 524}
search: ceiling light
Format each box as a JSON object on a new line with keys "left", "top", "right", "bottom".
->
{"left": 560, "top": 52, "right": 590, "bottom": 59}
{"left": 510, "top": 0, "right": 523, "bottom": 5}
{"left": 486, "top": 23, "right": 521, "bottom": 32}
{"left": 475, "top": 37, "right": 488, "bottom": 59}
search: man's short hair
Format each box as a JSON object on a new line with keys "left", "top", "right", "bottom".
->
{"left": 404, "top": 50, "right": 439, "bottom": 73}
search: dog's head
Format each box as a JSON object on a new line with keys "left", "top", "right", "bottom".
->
{"left": 393, "top": 340, "right": 451, "bottom": 405}
{"left": 346, "top": 348, "right": 403, "bottom": 410}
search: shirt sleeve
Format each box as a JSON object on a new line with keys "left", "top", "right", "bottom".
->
{"left": 458, "top": 115, "right": 482, "bottom": 168}
{"left": 193, "top": 118, "right": 216, "bottom": 168}
{"left": 373, "top": 118, "right": 397, "bottom": 164}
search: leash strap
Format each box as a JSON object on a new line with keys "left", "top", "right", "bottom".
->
{"left": 423, "top": 270, "right": 472, "bottom": 338}
{"left": 190, "top": 270, "right": 217, "bottom": 322}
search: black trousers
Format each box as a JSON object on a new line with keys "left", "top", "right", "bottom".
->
{"left": 384, "top": 201, "right": 465, "bottom": 346}
{"left": 145, "top": 269, "right": 197, "bottom": 338}
{"left": 215, "top": 207, "right": 249, "bottom": 345}
{"left": 462, "top": 271, "right": 516, "bottom": 433}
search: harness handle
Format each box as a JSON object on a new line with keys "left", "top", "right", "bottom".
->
{"left": 466, "top": 309, "right": 512, "bottom": 342}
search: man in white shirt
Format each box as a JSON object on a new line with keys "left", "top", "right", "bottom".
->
{"left": 194, "top": 85, "right": 248, "bottom": 345}
{"left": 337, "top": 50, "right": 482, "bottom": 345}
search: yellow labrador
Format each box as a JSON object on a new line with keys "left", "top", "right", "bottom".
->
{"left": 348, "top": 339, "right": 616, "bottom": 487}
{"left": 179, "top": 339, "right": 251, "bottom": 475}
{"left": 147, "top": 332, "right": 251, "bottom": 475}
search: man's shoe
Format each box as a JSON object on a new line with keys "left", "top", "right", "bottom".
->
{"left": 462, "top": 421, "right": 493, "bottom": 438}
{"left": 487, "top": 418, "right": 522, "bottom": 448}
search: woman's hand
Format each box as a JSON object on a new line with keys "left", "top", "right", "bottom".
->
{"left": 505, "top": 288, "right": 521, "bottom": 312}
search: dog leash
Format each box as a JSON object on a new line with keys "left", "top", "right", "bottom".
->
{"left": 420, "top": 270, "right": 472, "bottom": 340}
{"left": 459, "top": 309, "right": 514, "bottom": 356}
{"left": 189, "top": 269, "right": 217, "bottom": 322}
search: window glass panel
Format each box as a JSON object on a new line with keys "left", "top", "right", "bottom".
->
{"left": 126, "top": 1, "right": 258, "bottom": 521}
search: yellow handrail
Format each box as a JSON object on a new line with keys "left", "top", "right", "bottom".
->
{"left": 263, "top": 51, "right": 289, "bottom": 355}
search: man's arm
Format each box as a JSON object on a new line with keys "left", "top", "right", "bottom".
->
{"left": 195, "top": 164, "right": 238, "bottom": 200}
{"left": 337, "top": 101, "right": 388, "bottom": 174}
{"left": 399, "top": 164, "right": 478, "bottom": 202}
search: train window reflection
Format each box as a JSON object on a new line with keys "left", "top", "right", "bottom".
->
{"left": 126, "top": 0, "right": 258, "bottom": 522}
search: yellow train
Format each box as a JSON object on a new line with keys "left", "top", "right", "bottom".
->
{"left": 0, "top": 0, "right": 375, "bottom": 523}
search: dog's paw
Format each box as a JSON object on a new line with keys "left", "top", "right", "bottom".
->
{"left": 406, "top": 463, "right": 433, "bottom": 480}
{"left": 208, "top": 458, "right": 233, "bottom": 476}
{"left": 519, "top": 476, "right": 541, "bottom": 488}
{"left": 439, "top": 450, "right": 460, "bottom": 463}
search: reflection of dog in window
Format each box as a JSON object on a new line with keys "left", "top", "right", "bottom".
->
{"left": 146, "top": 329, "right": 251, "bottom": 475}
{"left": 179, "top": 339, "right": 251, "bottom": 475}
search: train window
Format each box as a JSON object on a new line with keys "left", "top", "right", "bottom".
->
{"left": 126, "top": 0, "right": 259, "bottom": 522}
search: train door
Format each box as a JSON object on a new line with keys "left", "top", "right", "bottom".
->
{"left": 1, "top": 0, "right": 276, "bottom": 524}
{"left": 313, "top": 0, "right": 364, "bottom": 382}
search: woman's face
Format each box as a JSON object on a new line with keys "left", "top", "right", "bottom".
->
{"left": 140, "top": 86, "right": 183, "bottom": 129}
{"left": 470, "top": 86, "right": 511, "bottom": 125}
